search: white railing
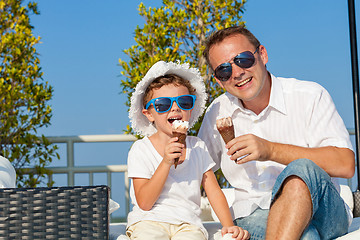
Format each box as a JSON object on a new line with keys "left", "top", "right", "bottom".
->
{"left": 45, "top": 134, "right": 137, "bottom": 215}
{"left": 40, "top": 129, "right": 357, "bottom": 217}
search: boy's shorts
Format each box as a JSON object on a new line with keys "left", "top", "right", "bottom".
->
{"left": 126, "top": 220, "right": 206, "bottom": 240}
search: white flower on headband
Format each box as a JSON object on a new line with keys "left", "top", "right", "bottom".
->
{"left": 129, "top": 61, "right": 208, "bottom": 136}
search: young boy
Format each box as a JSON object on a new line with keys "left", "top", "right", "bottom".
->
{"left": 126, "top": 61, "right": 249, "bottom": 240}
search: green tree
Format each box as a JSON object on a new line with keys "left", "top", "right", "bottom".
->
{"left": 119, "top": 0, "right": 247, "bottom": 187}
{"left": 0, "top": 0, "right": 58, "bottom": 187}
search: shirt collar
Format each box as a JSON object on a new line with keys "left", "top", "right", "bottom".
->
{"left": 268, "top": 73, "right": 287, "bottom": 115}
{"left": 224, "top": 73, "right": 287, "bottom": 116}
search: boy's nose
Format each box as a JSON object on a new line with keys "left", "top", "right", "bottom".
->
{"left": 170, "top": 101, "right": 181, "bottom": 111}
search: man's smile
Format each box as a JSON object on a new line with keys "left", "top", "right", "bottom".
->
{"left": 235, "top": 77, "right": 253, "bottom": 87}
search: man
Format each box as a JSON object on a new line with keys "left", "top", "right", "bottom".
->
{"left": 198, "top": 26, "right": 355, "bottom": 239}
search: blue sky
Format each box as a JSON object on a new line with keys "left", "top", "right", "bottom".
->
{"left": 29, "top": 0, "right": 360, "bottom": 218}
{"left": 32, "top": 0, "right": 360, "bottom": 159}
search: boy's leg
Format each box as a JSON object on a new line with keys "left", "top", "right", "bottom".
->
{"left": 171, "top": 223, "right": 206, "bottom": 240}
{"left": 234, "top": 208, "right": 268, "bottom": 240}
{"left": 126, "top": 220, "right": 170, "bottom": 240}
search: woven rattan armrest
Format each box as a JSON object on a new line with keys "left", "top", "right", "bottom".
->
{"left": 0, "top": 185, "right": 109, "bottom": 239}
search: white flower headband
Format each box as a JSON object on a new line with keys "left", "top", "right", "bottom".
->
{"left": 129, "top": 61, "right": 208, "bottom": 136}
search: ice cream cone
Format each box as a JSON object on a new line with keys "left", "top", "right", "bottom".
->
{"left": 216, "top": 117, "right": 235, "bottom": 144}
{"left": 172, "top": 120, "right": 189, "bottom": 168}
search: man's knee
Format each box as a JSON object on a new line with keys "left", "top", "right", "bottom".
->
{"left": 272, "top": 175, "right": 312, "bottom": 209}
{"left": 271, "top": 159, "right": 322, "bottom": 204}
{"left": 287, "top": 158, "right": 324, "bottom": 179}
{"left": 282, "top": 175, "right": 309, "bottom": 194}
{"left": 276, "top": 158, "right": 331, "bottom": 193}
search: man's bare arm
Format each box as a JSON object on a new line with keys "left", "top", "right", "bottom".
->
{"left": 227, "top": 134, "right": 355, "bottom": 178}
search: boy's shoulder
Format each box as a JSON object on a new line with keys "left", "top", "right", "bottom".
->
{"left": 129, "top": 137, "right": 150, "bottom": 151}
{"left": 132, "top": 136, "right": 148, "bottom": 144}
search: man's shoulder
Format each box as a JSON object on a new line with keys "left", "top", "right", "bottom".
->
{"left": 187, "top": 135, "right": 206, "bottom": 147}
{"left": 210, "top": 92, "right": 229, "bottom": 103}
{"left": 276, "top": 76, "right": 325, "bottom": 94}
{"left": 206, "top": 92, "right": 231, "bottom": 112}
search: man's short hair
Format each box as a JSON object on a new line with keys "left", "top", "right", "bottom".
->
{"left": 203, "top": 26, "right": 261, "bottom": 70}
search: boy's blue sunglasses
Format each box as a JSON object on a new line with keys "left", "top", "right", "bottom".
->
{"left": 145, "top": 94, "right": 196, "bottom": 113}
{"left": 214, "top": 46, "right": 260, "bottom": 82}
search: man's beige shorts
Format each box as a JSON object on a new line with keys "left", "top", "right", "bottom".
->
{"left": 126, "top": 220, "right": 206, "bottom": 240}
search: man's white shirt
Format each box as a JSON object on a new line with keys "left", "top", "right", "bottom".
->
{"left": 198, "top": 73, "right": 353, "bottom": 220}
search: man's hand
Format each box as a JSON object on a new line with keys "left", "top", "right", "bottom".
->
{"left": 226, "top": 134, "right": 272, "bottom": 164}
{"left": 225, "top": 134, "right": 355, "bottom": 178}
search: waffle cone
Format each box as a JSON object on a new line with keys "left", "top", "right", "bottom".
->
{"left": 172, "top": 131, "right": 187, "bottom": 168}
{"left": 218, "top": 126, "right": 235, "bottom": 144}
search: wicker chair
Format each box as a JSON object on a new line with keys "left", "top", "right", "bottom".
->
{"left": 0, "top": 185, "right": 109, "bottom": 239}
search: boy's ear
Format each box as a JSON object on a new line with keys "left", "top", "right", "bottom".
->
{"left": 142, "top": 109, "right": 155, "bottom": 122}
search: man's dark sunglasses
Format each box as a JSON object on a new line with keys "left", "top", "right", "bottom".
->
{"left": 214, "top": 46, "right": 260, "bottom": 82}
{"left": 145, "top": 95, "right": 196, "bottom": 113}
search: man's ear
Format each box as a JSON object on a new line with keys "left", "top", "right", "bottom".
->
{"left": 142, "top": 109, "right": 155, "bottom": 122}
{"left": 258, "top": 45, "right": 269, "bottom": 65}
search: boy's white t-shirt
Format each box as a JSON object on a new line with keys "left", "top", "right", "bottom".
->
{"left": 127, "top": 136, "right": 215, "bottom": 238}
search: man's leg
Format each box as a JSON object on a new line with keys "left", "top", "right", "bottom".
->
{"left": 266, "top": 175, "right": 312, "bottom": 240}
{"left": 301, "top": 224, "right": 320, "bottom": 240}
{"left": 234, "top": 208, "right": 268, "bottom": 240}
{"left": 266, "top": 158, "right": 349, "bottom": 240}
{"left": 234, "top": 207, "right": 320, "bottom": 240}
